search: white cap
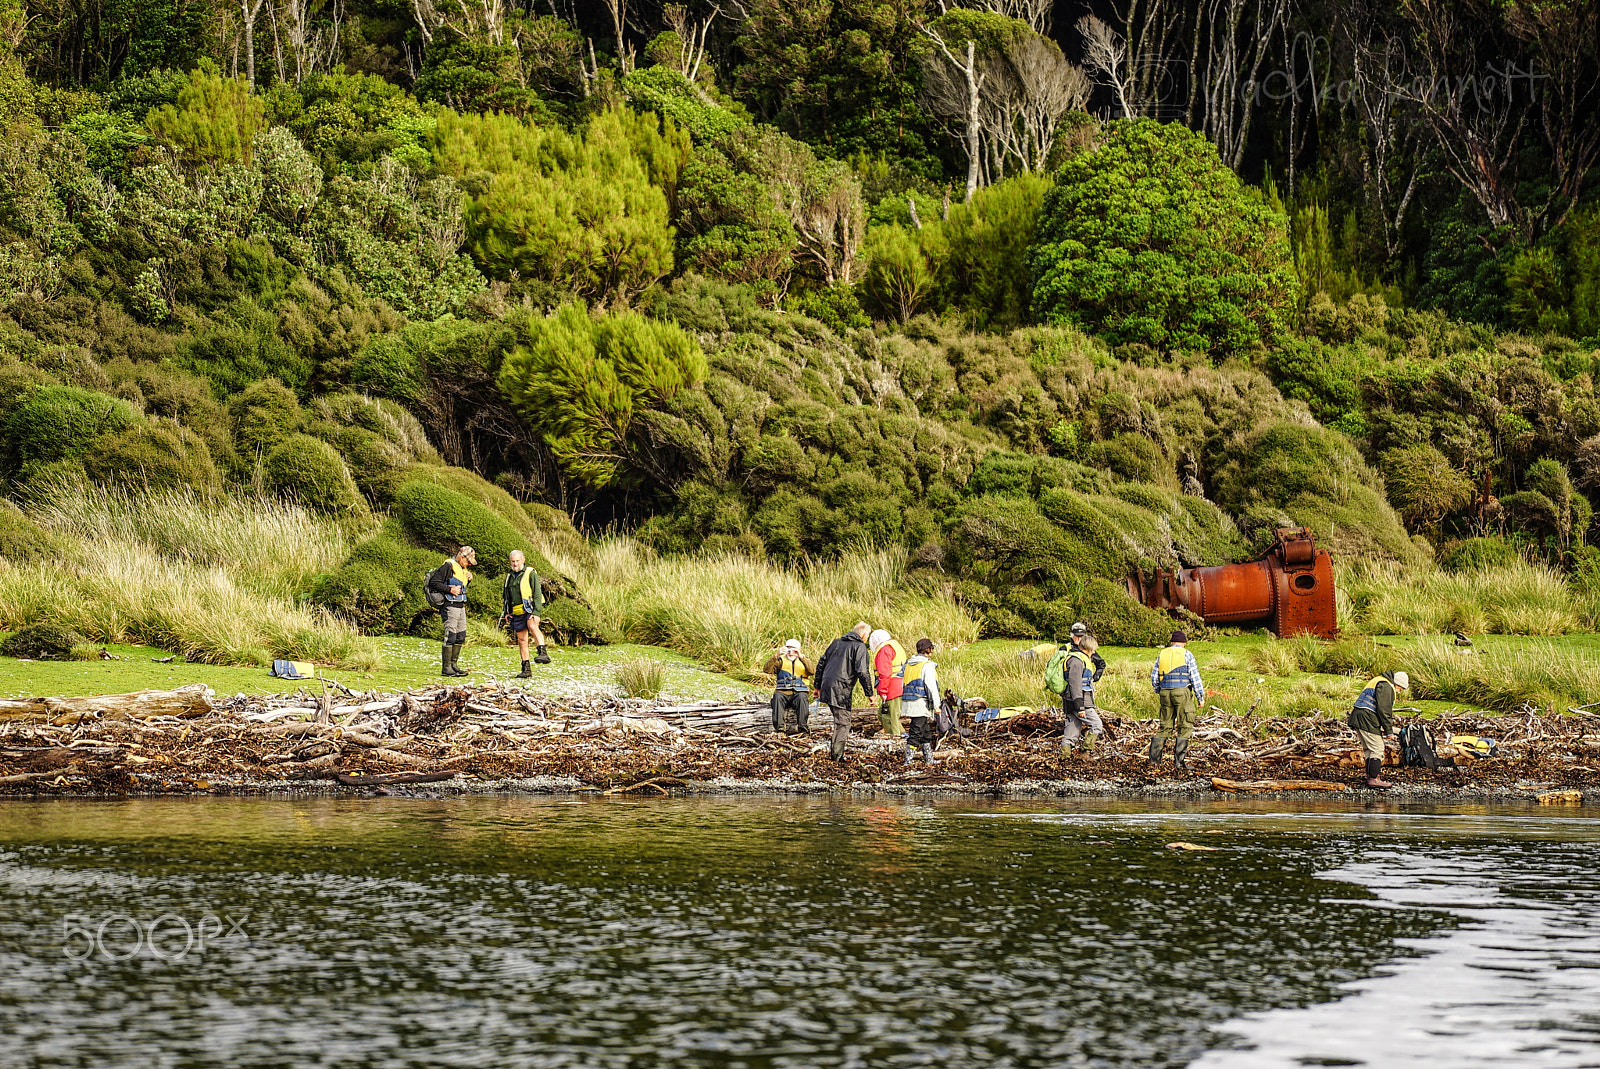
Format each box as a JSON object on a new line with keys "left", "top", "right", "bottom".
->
{"left": 869, "top": 628, "right": 891, "bottom": 650}
{"left": 1392, "top": 671, "right": 1410, "bottom": 691}
{"left": 783, "top": 638, "right": 801, "bottom": 652}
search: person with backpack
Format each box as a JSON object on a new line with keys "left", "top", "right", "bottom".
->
{"left": 1069, "top": 621, "right": 1107, "bottom": 683}
{"left": 762, "top": 639, "right": 812, "bottom": 735}
{"left": 814, "top": 623, "right": 876, "bottom": 761}
{"left": 426, "top": 545, "right": 476, "bottom": 678}
{"left": 900, "top": 638, "right": 941, "bottom": 766}
{"left": 500, "top": 549, "right": 550, "bottom": 679}
{"left": 1348, "top": 670, "right": 1409, "bottom": 788}
{"left": 1061, "top": 635, "right": 1103, "bottom": 754}
{"left": 869, "top": 629, "right": 908, "bottom": 740}
{"left": 1046, "top": 636, "right": 1102, "bottom": 755}
{"left": 1149, "top": 631, "right": 1204, "bottom": 772}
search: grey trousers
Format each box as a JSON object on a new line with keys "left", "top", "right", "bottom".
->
{"left": 829, "top": 704, "right": 853, "bottom": 752}
{"left": 440, "top": 604, "right": 467, "bottom": 644}
{"left": 1062, "top": 701, "right": 1104, "bottom": 744}
{"left": 772, "top": 689, "right": 809, "bottom": 733}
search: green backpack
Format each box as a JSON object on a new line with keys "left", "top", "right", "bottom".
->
{"left": 1044, "top": 647, "right": 1070, "bottom": 695}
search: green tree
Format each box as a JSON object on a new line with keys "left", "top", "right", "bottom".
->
{"left": 942, "top": 171, "right": 1050, "bottom": 328}
{"left": 432, "top": 108, "right": 679, "bottom": 300}
{"left": 861, "top": 222, "right": 941, "bottom": 322}
{"left": 144, "top": 65, "right": 265, "bottom": 168}
{"left": 498, "top": 303, "right": 707, "bottom": 486}
{"left": 1029, "top": 119, "right": 1298, "bottom": 355}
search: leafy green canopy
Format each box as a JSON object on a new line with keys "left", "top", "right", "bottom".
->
{"left": 431, "top": 108, "right": 687, "bottom": 301}
{"left": 499, "top": 303, "right": 707, "bottom": 487}
{"left": 1029, "top": 119, "right": 1298, "bottom": 355}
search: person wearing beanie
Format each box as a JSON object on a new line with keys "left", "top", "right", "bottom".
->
{"left": 899, "top": 638, "right": 941, "bottom": 766}
{"left": 762, "top": 638, "right": 812, "bottom": 735}
{"left": 1348, "top": 670, "right": 1408, "bottom": 788}
{"left": 1149, "top": 630, "right": 1204, "bottom": 771}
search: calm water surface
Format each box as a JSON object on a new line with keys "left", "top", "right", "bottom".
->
{"left": 0, "top": 797, "right": 1596, "bottom": 1068}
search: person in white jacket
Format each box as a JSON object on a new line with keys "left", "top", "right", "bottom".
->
{"left": 899, "top": 638, "right": 941, "bottom": 766}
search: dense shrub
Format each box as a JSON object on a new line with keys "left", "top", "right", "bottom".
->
{"left": 0, "top": 501, "right": 58, "bottom": 562}
{"left": 310, "top": 521, "right": 440, "bottom": 633}
{"left": 1440, "top": 536, "right": 1522, "bottom": 573}
{"left": 229, "top": 378, "right": 304, "bottom": 460}
{"left": 1211, "top": 421, "right": 1422, "bottom": 563}
{"left": 1029, "top": 119, "right": 1297, "bottom": 354}
{"left": 394, "top": 480, "right": 528, "bottom": 573}
{"left": 82, "top": 421, "right": 220, "bottom": 493}
{"left": 1, "top": 386, "right": 142, "bottom": 480}
{"left": 401, "top": 463, "right": 538, "bottom": 539}
{"left": 262, "top": 434, "right": 367, "bottom": 515}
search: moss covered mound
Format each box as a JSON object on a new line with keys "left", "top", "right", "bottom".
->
{"left": 229, "top": 378, "right": 304, "bottom": 458}
{"left": 394, "top": 480, "right": 530, "bottom": 571}
{"left": 83, "top": 422, "right": 220, "bottom": 494}
{"left": 401, "top": 464, "right": 539, "bottom": 539}
{"left": 2, "top": 621, "right": 89, "bottom": 659}
{"left": 2, "top": 385, "right": 142, "bottom": 479}
{"left": 263, "top": 434, "right": 368, "bottom": 515}
{"left": 1212, "top": 421, "right": 1424, "bottom": 564}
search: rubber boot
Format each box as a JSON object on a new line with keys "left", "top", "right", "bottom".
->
{"left": 920, "top": 743, "right": 939, "bottom": 767}
{"left": 450, "top": 643, "right": 470, "bottom": 676}
{"left": 904, "top": 742, "right": 916, "bottom": 766}
{"left": 517, "top": 659, "right": 532, "bottom": 679}
{"left": 1173, "top": 737, "right": 1190, "bottom": 773}
{"left": 1080, "top": 731, "right": 1098, "bottom": 754}
{"left": 829, "top": 742, "right": 844, "bottom": 762}
{"left": 1148, "top": 737, "right": 1166, "bottom": 764}
{"left": 1365, "top": 758, "right": 1392, "bottom": 788}
{"left": 797, "top": 708, "right": 810, "bottom": 735}
{"left": 441, "top": 644, "right": 454, "bottom": 678}
{"left": 534, "top": 645, "right": 552, "bottom": 665}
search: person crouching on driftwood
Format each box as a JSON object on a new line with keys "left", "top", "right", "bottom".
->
{"left": 763, "top": 639, "right": 812, "bottom": 735}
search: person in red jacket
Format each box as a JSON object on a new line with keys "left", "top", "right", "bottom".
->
{"left": 869, "top": 628, "right": 907, "bottom": 738}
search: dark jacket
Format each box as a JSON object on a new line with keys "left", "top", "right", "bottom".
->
{"left": 814, "top": 632, "right": 874, "bottom": 709}
{"left": 427, "top": 561, "right": 468, "bottom": 605}
{"left": 1347, "top": 679, "right": 1395, "bottom": 735}
{"left": 1071, "top": 637, "right": 1107, "bottom": 682}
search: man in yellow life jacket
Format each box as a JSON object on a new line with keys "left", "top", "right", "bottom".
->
{"left": 501, "top": 550, "right": 550, "bottom": 679}
{"left": 900, "top": 638, "right": 941, "bottom": 765}
{"left": 762, "top": 639, "right": 812, "bottom": 735}
{"left": 426, "top": 545, "right": 476, "bottom": 677}
{"left": 1348, "top": 670, "right": 1408, "bottom": 788}
{"left": 1149, "top": 630, "right": 1204, "bottom": 771}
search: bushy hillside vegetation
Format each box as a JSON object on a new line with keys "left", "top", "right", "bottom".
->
{"left": 0, "top": 0, "right": 1597, "bottom": 663}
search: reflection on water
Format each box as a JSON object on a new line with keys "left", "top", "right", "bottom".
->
{"left": 1196, "top": 845, "right": 1600, "bottom": 1068}
{"left": 0, "top": 798, "right": 1594, "bottom": 1068}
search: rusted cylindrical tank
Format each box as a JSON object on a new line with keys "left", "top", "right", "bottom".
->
{"left": 1124, "top": 527, "right": 1337, "bottom": 638}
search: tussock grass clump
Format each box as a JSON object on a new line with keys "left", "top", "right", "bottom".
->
{"left": 549, "top": 537, "right": 980, "bottom": 677}
{"left": 616, "top": 658, "right": 665, "bottom": 699}
{"left": 26, "top": 479, "right": 359, "bottom": 599}
{"left": 0, "top": 486, "right": 380, "bottom": 670}
{"left": 1338, "top": 559, "right": 1585, "bottom": 636}
{"left": 1248, "top": 634, "right": 1595, "bottom": 711}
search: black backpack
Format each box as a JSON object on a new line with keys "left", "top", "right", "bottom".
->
{"left": 1399, "top": 723, "right": 1453, "bottom": 769}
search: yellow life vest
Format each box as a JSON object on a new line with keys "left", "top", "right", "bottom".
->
{"left": 775, "top": 655, "right": 810, "bottom": 692}
{"left": 1155, "top": 646, "right": 1193, "bottom": 689}
{"left": 446, "top": 560, "right": 472, "bottom": 603}
{"left": 902, "top": 657, "right": 935, "bottom": 705}
{"left": 1353, "top": 675, "right": 1389, "bottom": 713}
{"left": 881, "top": 638, "right": 908, "bottom": 676}
{"left": 507, "top": 569, "right": 536, "bottom": 614}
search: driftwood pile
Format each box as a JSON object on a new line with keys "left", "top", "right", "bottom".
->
{"left": 1, "top": 684, "right": 1598, "bottom": 796}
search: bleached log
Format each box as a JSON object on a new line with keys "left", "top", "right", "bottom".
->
{"left": 0, "top": 684, "right": 214, "bottom": 724}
